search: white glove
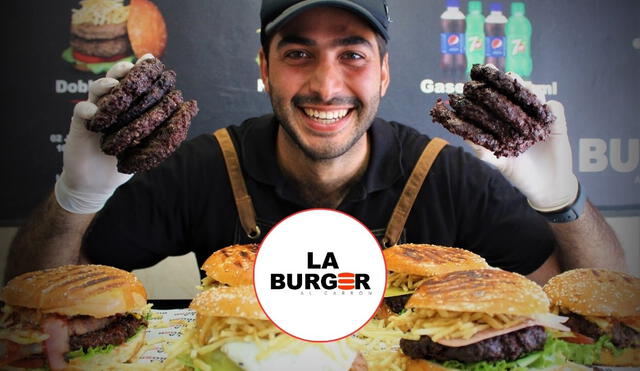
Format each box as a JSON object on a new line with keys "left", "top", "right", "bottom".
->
{"left": 468, "top": 72, "right": 579, "bottom": 212}
{"left": 55, "top": 54, "right": 155, "bottom": 214}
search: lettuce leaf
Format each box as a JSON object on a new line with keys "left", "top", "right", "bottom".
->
{"left": 555, "top": 335, "right": 622, "bottom": 365}
{"left": 61, "top": 47, "right": 135, "bottom": 74}
{"left": 440, "top": 335, "right": 570, "bottom": 371}
{"left": 177, "top": 349, "right": 243, "bottom": 371}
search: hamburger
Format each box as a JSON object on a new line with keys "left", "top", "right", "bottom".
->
{"left": 543, "top": 268, "right": 640, "bottom": 367}
{"left": 389, "top": 269, "right": 573, "bottom": 370}
{"left": 430, "top": 64, "right": 555, "bottom": 157}
{"left": 87, "top": 55, "right": 198, "bottom": 173}
{"left": 63, "top": 0, "right": 167, "bottom": 74}
{"left": 0, "top": 265, "right": 149, "bottom": 370}
{"left": 381, "top": 244, "right": 489, "bottom": 315}
{"left": 163, "top": 285, "right": 367, "bottom": 370}
{"left": 200, "top": 244, "right": 258, "bottom": 290}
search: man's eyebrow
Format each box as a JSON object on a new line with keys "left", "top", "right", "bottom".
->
{"left": 332, "top": 36, "right": 372, "bottom": 49}
{"left": 275, "top": 35, "right": 373, "bottom": 49}
{"left": 276, "top": 35, "right": 315, "bottom": 49}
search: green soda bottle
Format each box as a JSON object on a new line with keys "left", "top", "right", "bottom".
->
{"left": 465, "top": 1, "right": 485, "bottom": 76}
{"left": 506, "top": 2, "right": 532, "bottom": 77}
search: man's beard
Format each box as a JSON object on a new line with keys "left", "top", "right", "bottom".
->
{"left": 269, "top": 86, "right": 380, "bottom": 161}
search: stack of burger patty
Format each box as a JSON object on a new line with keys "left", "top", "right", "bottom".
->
{"left": 430, "top": 64, "right": 555, "bottom": 157}
{"left": 70, "top": 21, "right": 130, "bottom": 59}
{"left": 86, "top": 57, "right": 198, "bottom": 173}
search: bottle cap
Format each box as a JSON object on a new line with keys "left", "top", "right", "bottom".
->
{"left": 511, "top": 2, "right": 525, "bottom": 15}
{"left": 468, "top": 1, "right": 482, "bottom": 12}
{"left": 447, "top": 0, "right": 460, "bottom": 8}
{"left": 490, "top": 2, "right": 503, "bottom": 12}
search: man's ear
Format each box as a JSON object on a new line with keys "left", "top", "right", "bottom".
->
{"left": 259, "top": 48, "right": 270, "bottom": 93}
{"left": 380, "top": 53, "right": 390, "bottom": 97}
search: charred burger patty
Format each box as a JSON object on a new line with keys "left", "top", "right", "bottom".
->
{"left": 400, "top": 325, "right": 547, "bottom": 364}
{"left": 86, "top": 57, "right": 198, "bottom": 173}
{"left": 430, "top": 64, "right": 555, "bottom": 157}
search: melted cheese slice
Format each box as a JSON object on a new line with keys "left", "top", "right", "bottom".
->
{"left": 221, "top": 340, "right": 357, "bottom": 371}
{"left": 384, "top": 286, "right": 413, "bottom": 298}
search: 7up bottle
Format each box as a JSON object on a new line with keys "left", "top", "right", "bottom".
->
{"left": 465, "top": 1, "right": 484, "bottom": 76}
{"left": 506, "top": 2, "right": 532, "bottom": 78}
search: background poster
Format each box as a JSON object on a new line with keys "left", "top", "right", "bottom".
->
{"left": 1, "top": 0, "right": 638, "bottom": 225}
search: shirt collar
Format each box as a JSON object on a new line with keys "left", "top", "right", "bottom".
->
{"left": 240, "top": 115, "right": 404, "bottom": 203}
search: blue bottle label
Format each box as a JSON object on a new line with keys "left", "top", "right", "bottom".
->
{"left": 485, "top": 36, "right": 506, "bottom": 57}
{"left": 441, "top": 33, "right": 465, "bottom": 54}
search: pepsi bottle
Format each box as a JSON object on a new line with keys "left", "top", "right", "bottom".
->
{"left": 485, "top": 2, "right": 507, "bottom": 71}
{"left": 440, "top": 0, "right": 466, "bottom": 80}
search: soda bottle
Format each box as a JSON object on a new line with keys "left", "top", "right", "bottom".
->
{"left": 506, "top": 2, "right": 532, "bottom": 78}
{"left": 440, "top": 0, "right": 466, "bottom": 80}
{"left": 484, "top": 2, "right": 507, "bottom": 71}
{"left": 465, "top": 1, "right": 484, "bottom": 76}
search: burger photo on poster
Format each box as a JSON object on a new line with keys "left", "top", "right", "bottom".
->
{"left": 62, "top": 0, "right": 167, "bottom": 74}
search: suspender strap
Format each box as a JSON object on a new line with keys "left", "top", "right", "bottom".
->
{"left": 213, "top": 128, "right": 260, "bottom": 239}
{"left": 382, "top": 137, "right": 448, "bottom": 248}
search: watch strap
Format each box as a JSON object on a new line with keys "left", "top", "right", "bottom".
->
{"left": 536, "top": 183, "right": 586, "bottom": 223}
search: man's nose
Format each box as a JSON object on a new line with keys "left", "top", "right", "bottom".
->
{"left": 307, "top": 57, "right": 344, "bottom": 102}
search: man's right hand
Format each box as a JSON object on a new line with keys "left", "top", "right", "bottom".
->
{"left": 54, "top": 61, "right": 137, "bottom": 214}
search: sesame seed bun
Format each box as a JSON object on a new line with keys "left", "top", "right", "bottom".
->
{"left": 201, "top": 244, "right": 258, "bottom": 286}
{"left": 1, "top": 265, "right": 147, "bottom": 318}
{"left": 383, "top": 244, "right": 489, "bottom": 277}
{"left": 189, "top": 285, "right": 267, "bottom": 320}
{"left": 406, "top": 269, "right": 550, "bottom": 316}
{"left": 598, "top": 346, "right": 640, "bottom": 367}
{"left": 127, "top": 0, "right": 167, "bottom": 58}
{"left": 542, "top": 268, "right": 640, "bottom": 317}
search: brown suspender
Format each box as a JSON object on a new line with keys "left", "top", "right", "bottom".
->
{"left": 381, "top": 137, "right": 448, "bottom": 248}
{"left": 214, "top": 128, "right": 447, "bottom": 246}
{"left": 213, "top": 128, "right": 260, "bottom": 239}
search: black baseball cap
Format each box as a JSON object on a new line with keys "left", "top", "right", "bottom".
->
{"left": 260, "top": 0, "right": 391, "bottom": 48}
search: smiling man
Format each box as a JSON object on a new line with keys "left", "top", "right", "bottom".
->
{"left": 7, "top": 0, "right": 625, "bottom": 287}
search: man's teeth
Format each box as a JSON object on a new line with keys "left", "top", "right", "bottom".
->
{"left": 303, "top": 108, "right": 349, "bottom": 122}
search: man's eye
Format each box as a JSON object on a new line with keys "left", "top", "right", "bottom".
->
{"left": 341, "top": 52, "right": 365, "bottom": 60}
{"left": 285, "top": 50, "right": 310, "bottom": 59}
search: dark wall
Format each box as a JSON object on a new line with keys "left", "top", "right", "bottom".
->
{"left": 1, "top": 0, "right": 638, "bottom": 225}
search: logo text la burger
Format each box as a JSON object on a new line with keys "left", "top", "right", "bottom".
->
{"left": 271, "top": 252, "right": 371, "bottom": 292}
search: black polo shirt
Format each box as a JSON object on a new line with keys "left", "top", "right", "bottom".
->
{"left": 84, "top": 115, "right": 554, "bottom": 276}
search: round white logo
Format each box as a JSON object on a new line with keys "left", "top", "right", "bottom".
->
{"left": 254, "top": 209, "right": 386, "bottom": 342}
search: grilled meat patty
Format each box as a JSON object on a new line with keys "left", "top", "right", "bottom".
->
{"left": 68, "top": 313, "right": 146, "bottom": 352}
{"left": 565, "top": 313, "right": 640, "bottom": 348}
{"left": 400, "top": 325, "right": 547, "bottom": 364}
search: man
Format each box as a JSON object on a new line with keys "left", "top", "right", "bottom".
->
{"left": 6, "top": 0, "right": 625, "bottom": 284}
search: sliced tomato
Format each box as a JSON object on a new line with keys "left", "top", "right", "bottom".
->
{"left": 72, "top": 50, "right": 129, "bottom": 64}
{"left": 562, "top": 332, "right": 595, "bottom": 344}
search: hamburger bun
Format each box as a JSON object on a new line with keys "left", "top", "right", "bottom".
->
{"left": 383, "top": 244, "right": 489, "bottom": 277}
{"left": 406, "top": 269, "right": 549, "bottom": 316}
{"left": 543, "top": 268, "right": 640, "bottom": 317}
{"left": 127, "top": 0, "right": 167, "bottom": 58}
{"left": 598, "top": 346, "right": 640, "bottom": 367}
{"left": 1, "top": 264, "right": 147, "bottom": 318}
{"left": 201, "top": 244, "right": 258, "bottom": 286}
{"left": 189, "top": 285, "right": 266, "bottom": 321}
